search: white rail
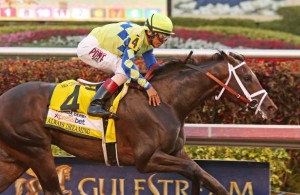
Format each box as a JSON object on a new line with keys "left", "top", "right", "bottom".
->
{"left": 0, "top": 47, "right": 300, "bottom": 58}
{"left": 184, "top": 124, "right": 300, "bottom": 148}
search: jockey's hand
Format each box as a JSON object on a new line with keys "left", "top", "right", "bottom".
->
{"left": 146, "top": 86, "right": 161, "bottom": 106}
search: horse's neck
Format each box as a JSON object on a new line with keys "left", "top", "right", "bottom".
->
{"left": 158, "top": 61, "right": 227, "bottom": 120}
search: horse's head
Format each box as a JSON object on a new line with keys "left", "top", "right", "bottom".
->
{"left": 216, "top": 50, "right": 277, "bottom": 119}
{"left": 151, "top": 51, "right": 277, "bottom": 120}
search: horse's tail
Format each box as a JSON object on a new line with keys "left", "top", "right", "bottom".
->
{"left": 14, "top": 178, "right": 27, "bottom": 195}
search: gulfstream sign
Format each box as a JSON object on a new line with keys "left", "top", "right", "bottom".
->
{"left": 5, "top": 158, "right": 269, "bottom": 194}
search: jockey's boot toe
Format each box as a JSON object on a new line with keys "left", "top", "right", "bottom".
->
{"left": 87, "top": 105, "right": 111, "bottom": 118}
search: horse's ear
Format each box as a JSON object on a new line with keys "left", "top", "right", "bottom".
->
{"left": 218, "top": 50, "right": 238, "bottom": 64}
{"left": 218, "top": 50, "right": 229, "bottom": 61}
{"left": 229, "top": 52, "right": 245, "bottom": 61}
{"left": 212, "top": 51, "right": 223, "bottom": 61}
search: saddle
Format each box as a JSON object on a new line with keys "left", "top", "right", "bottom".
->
{"left": 46, "top": 79, "right": 130, "bottom": 166}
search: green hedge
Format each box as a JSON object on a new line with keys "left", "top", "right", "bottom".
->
{"left": 185, "top": 146, "right": 290, "bottom": 192}
{"left": 173, "top": 6, "right": 300, "bottom": 35}
{"left": 172, "top": 17, "right": 258, "bottom": 28}
{"left": 0, "top": 24, "right": 94, "bottom": 35}
{"left": 272, "top": 6, "right": 300, "bottom": 35}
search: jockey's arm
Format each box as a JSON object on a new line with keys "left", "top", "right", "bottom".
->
{"left": 142, "top": 49, "right": 157, "bottom": 70}
{"left": 121, "top": 48, "right": 161, "bottom": 106}
{"left": 121, "top": 47, "right": 151, "bottom": 90}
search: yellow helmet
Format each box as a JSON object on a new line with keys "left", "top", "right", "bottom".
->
{"left": 144, "top": 13, "right": 174, "bottom": 35}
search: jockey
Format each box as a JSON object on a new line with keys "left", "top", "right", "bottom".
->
{"left": 77, "top": 13, "right": 174, "bottom": 118}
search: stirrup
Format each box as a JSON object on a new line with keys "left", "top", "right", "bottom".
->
{"left": 107, "top": 112, "right": 119, "bottom": 120}
{"left": 88, "top": 105, "right": 119, "bottom": 120}
{"left": 96, "top": 111, "right": 119, "bottom": 120}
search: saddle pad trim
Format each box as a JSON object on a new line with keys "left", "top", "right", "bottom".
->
{"left": 105, "top": 79, "right": 130, "bottom": 143}
{"left": 45, "top": 109, "right": 103, "bottom": 139}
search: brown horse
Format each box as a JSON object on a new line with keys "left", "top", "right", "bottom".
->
{"left": 0, "top": 51, "right": 277, "bottom": 195}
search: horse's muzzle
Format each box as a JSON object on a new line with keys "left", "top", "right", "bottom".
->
{"left": 260, "top": 100, "right": 278, "bottom": 120}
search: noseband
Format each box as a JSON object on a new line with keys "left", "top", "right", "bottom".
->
{"left": 186, "top": 61, "right": 268, "bottom": 115}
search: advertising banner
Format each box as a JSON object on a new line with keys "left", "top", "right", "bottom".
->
{"left": 0, "top": 0, "right": 167, "bottom": 21}
{"left": 3, "top": 157, "right": 270, "bottom": 195}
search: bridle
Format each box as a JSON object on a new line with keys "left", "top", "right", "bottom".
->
{"left": 186, "top": 61, "right": 268, "bottom": 115}
{"left": 141, "top": 51, "right": 268, "bottom": 115}
{"left": 215, "top": 61, "right": 268, "bottom": 115}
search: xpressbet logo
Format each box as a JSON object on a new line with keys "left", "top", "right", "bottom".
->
{"left": 54, "top": 113, "right": 86, "bottom": 125}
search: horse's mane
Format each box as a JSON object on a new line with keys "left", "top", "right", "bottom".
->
{"left": 153, "top": 50, "right": 245, "bottom": 77}
{"left": 153, "top": 51, "right": 225, "bottom": 76}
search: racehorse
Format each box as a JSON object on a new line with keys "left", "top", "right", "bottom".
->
{"left": 0, "top": 51, "right": 277, "bottom": 195}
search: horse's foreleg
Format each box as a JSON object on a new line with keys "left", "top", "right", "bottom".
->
{"left": 137, "top": 149, "right": 229, "bottom": 195}
{"left": 28, "top": 151, "right": 63, "bottom": 195}
{"left": 191, "top": 178, "right": 200, "bottom": 195}
{"left": 0, "top": 147, "right": 27, "bottom": 193}
{"left": 176, "top": 150, "right": 228, "bottom": 195}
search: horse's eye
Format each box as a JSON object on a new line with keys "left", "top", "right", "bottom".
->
{"left": 244, "top": 74, "right": 252, "bottom": 81}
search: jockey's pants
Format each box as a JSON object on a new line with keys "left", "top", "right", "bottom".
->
{"left": 77, "top": 35, "right": 128, "bottom": 86}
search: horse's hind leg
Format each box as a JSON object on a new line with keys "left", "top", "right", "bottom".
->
{"left": 0, "top": 134, "right": 62, "bottom": 195}
{"left": 6, "top": 147, "right": 62, "bottom": 195}
{"left": 0, "top": 147, "right": 27, "bottom": 193}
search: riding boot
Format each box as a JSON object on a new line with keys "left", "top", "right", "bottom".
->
{"left": 87, "top": 78, "right": 118, "bottom": 118}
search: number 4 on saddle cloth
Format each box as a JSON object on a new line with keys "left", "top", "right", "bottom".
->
{"left": 45, "top": 79, "right": 129, "bottom": 166}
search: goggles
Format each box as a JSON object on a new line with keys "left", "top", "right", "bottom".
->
{"left": 154, "top": 32, "right": 170, "bottom": 42}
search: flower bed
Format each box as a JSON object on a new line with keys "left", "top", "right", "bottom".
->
{"left": 0, "top": 29, "right": 88, "bottom": 47}
{"left": 1, "top": 28, "right": 300, "bottom": 49}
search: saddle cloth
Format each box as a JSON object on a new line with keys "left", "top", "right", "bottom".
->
{"left": 45, "top": 79, "right": 129, "bottom": 143}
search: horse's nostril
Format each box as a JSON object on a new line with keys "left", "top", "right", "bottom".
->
{"left": 268, "top": 106, "right": 277, "bottom": 113}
